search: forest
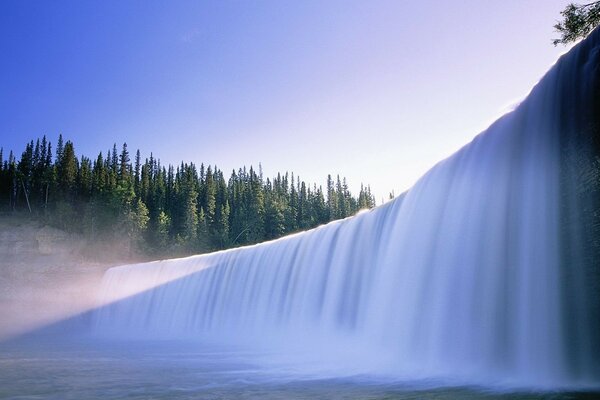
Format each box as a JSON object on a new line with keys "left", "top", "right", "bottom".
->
{"left": 0, "top": 136, "right": 377, "bottom": 257}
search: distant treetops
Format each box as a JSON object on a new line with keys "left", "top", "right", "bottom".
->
{"left": 554, "top": 1, "right": 600, "bottom": 45}
{"left": 0, "top": 136, "right": 376, "bottom": 257}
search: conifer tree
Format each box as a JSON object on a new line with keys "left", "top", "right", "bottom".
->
{"left": 1, "top": 136, "right": 377, "bottom": 257}
{"left": 119, "top": 143, "right": 130, "bottom": 185}
{"left": 134, "top": 149, "right": 141, "bottom": 194}
{"left": 57, "top": 141, "right": 78, "bottom": 198}
{"left": 56, "top": 134, "right": 64, "bottom": 164}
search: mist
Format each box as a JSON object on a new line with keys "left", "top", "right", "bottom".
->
{"left": 0, "top": 214, "right": 144, "bottom": 341}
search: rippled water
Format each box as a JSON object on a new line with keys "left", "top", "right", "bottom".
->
{"left": 0, "top": 339, "right": 598, "bottom": 400}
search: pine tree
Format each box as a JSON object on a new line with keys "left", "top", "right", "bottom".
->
{"left": 204, "top": 166, "right": 216, "bottom": 229}
{"left": 264, "top": 187, "right": 285, "bottom": 239}
{"left": 182, "top": 184, "right": 198, "bottom": 244}
{"left": 2, "top": 136, "right": 377, "bottom": 257}
{"left": 92, "top": 152, "right": 106, "bottom": 195}
{"left": 326, "top": 174, "right": 336, "bottom": 220}
{"left": 119, "top": 143, "right": 130, "bottom": 185}
{"left": 78, "top": 156, "right": 93, "bottom": 199}
{"left": 17, "top": 141, "right": 34, "bottom": 211}
{"left": 134, "top": 149, "right": 141, "bottom": 194}
{"left": 156, "top": 210, "right": 171, "bottom": 249}
{"left": 56, "top": 134, "right": 64, "bottom": 164}
{"left": 57, "top": 141, "right": 78, "bottom": 198}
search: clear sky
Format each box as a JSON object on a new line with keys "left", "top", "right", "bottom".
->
{"left": 0, "top": 0, "right": 574, "bottom": 202}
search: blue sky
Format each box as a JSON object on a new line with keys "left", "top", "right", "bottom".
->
{"left": 0, "top": 1, "right": 574, "bottom": 201}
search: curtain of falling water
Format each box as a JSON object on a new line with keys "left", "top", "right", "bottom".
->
{"left": 93, "top": 29, "right": 600, "bottom": 389}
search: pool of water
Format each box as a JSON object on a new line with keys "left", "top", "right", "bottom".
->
{"left": 0, "top": 338, "right": 598, "bottom": 400}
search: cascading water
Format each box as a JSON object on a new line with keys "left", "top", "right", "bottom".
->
{"left": 92, "top": 29, "right": 600, "bottom": 389}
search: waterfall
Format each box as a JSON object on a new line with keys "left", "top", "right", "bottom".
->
{"left": 92, "top": 29, "right": 600, "bottom": 389}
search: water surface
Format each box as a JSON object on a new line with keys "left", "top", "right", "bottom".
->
{"left": 1, "top": 339, "right": 597, "bottom": 400}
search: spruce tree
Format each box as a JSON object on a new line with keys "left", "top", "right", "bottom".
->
{"left": 119, "top": 143, "right": 130, "bottom": 185}
{"left": 2, "top": 136, "right": 377, "bottom": 257}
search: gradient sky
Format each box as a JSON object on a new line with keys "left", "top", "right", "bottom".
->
{"left": 0, "top": 0, "right": 574, "bottom": 201}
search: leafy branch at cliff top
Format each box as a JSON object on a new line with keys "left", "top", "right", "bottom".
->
{"left": 554, "top": 1, "right": 600, "bottom": 45}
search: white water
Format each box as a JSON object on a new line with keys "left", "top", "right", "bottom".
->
{"left": 93, "top": 30, "right": 600, "bottom": 390}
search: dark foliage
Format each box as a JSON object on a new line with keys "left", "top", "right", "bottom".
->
{"left": 0, "top": 136, "right": 376, "bottom": 258}
{"left": 554, "top": 1, "right": 600, "bottom": 45}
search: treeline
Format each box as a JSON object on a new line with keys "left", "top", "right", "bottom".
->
{"left": 0, "top": 136, "right": 376, "bottom": 257}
